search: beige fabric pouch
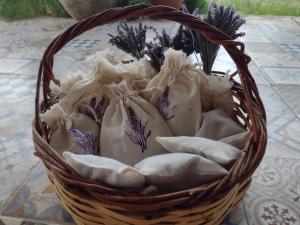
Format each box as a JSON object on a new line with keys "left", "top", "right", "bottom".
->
{"left": 63, "top": 151, "right": 145, "bottom": 189}
{"left": 142, "top": 49, "right": 202, "bottom": 136}
{"left": 135, "top": 153, "right": 228, "bottom": 192}
{"left": 100, "top": 81, "right": 172, "bottom": 166}
{"left": 41, "top": 104, "right": 100, "bottom": 155}
{"left": 196, "top": 71, "right": 234, "bottom": 116}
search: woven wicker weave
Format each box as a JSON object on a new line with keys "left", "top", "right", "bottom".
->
{"left": 32, "top": 4, "right": 267, "bottom": 225}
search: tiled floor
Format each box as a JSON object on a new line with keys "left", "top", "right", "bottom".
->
{"left": 0, "top": 15, "right": 300, "bottom": 225}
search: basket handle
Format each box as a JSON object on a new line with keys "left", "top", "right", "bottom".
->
{"left": 35, "top": 4, "right": 265, "bottom": 137}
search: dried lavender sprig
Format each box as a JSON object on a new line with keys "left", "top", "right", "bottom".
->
{"left": 108, "top": 18, "right": 149, "bottom": 59}
{"left": 158, "top": 86, "right": 175, "bottom": 121}
{"left": 69, "top": 128, "right": 96, "bottom": 155}
{"left": 183, "top": 3, "right": 245, "bottom": 74}
{"left": 124, "top": 106, "right": 151, "bottom": 153}
{"left": 83, "top": 97, "right": 106, "bottom": 122}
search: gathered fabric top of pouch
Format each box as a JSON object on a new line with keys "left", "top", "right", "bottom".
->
{"left": 103, "top": 80, "right": 139, "bottom": 103}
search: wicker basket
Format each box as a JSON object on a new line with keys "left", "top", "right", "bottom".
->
{"left": 32, "top": 4, "right": 267, "bottom": 225}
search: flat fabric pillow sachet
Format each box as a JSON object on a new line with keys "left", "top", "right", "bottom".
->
{"left": 156, "top": 136, "right": 241, "bottom": 168}
{"left": 135, "top": 153, "right": 228, "bottom": 192}
{"left": 142, "top": 49, "right": 202, "bottom": 136}
{"left": 63, "top": 152, "right": 145, "bottom": 189}
{"left": 41, "top": 104, "right": 100, "bottom": 155}
{"left": 196, "top": 108, "right": 249, "bottom": 149}
{"left": 100, "top": 80, "right": 172, "bottom": 166}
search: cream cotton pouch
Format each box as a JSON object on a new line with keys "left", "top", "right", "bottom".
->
{"left": 196, "top": 71, "right": 234, "bottom": 116}
{"left": 100, "top": 81, "right": 172, "bottom": 166}
{"left": 41, "top": 104, "right": 100, "bottom": 155}
{"left": 142, "top": 49, "right": 202, "bottom": 136}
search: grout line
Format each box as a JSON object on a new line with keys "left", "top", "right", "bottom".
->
{"left": 0, "top": 162, "right": 40, "bottom": 215}
{"left": 272, "top": 85, "right": 300, "bottom": 120}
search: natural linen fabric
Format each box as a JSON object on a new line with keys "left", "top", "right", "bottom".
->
{"left": 41, "top": 104, "right": 100, "bottom": 155}
{"left": 89, "top": 49, "right": 153, "bottom": 90}
{"left": 135, "top": 153, "right": 228, "bottom": 192}
{"left": 142, "top": 49, "right": 202, "bottom": 136}
{"left": 156, "top": 136, "right": 241, "bottom": 168}
{"left": 196, "top": 108, "right": 249, "bottom": 149}
{"left": 58, "top": 78, "right": 106, "bottom": 116}
{"left": 91, "top": 47, "right": 157, "bottom": 80}
{"left": 63, "top": 151, "right": 145, "bottom": 189}
{"left": 197, "top": 71, "right": 234, "bottom": 116}
{"left": 100, "top": 81, "right": 172, "bottom": 166}
{"left": 51, "top": 74, "right": 84, "bottom": 98}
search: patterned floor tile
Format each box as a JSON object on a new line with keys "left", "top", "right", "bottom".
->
{"left": 13, "top": 60, "right": 40, "bottom": 75}
{"left": 267, "top": 110, "right": 300, "bottom": 156}
{"left": 238, "top": 34, "right": 272, "bottom": 43}
{"left": 257, "top": 85, "right": 290, "bottom": 120}
{"left": 262, "top": 67, "right": 300, "bottom": 85}
{"left": 0, "top": 59, "right": 34, "bottom": 74}
{"left": 245, "top": 43, "right": 286, "bottom": 54}
{"left": 0, "top": 95, "right": 38, "bottom": 210}
{"left": 266, "top": 138, "right": 300, "bottom": 159}
{"left": 266, "top": 32, "right": 300, "bottom": 45}
{"left": 6, "top": 47, "right": 44, "bottom": 60}
{"left": 279, "top": 43, "right": 300, "bottom": 54}
{"left": 2, "top": 162, "right": 73, "bottom": 224}
{"left": 2, "top": 185, "right": 73, "bottom": 225}
{"left": 0, "top": 75, "right": 36, "bottom": 100}
{"left": 244, "top": 158, "right": 300, "bottom": 225}
{"left": 0, "top": 216, "right": 48, "bottom": 225}
{"left": 275, "top": 85, "right": 300, "bottom": 119}
{"left": 65, "top": 38, "right": 101, "bottom": 49}
{"left": 248, "top": 61, "right": 270, "bottom": 85}
{"left": 250, "top": 53, "right": 300, "bottom": 68}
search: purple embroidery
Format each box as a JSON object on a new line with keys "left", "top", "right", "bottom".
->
{"left": 158, "top": 86, "right": 175, "bottom": 121}
{"left": 69, "top": 128, "right": 96, "bottom": 155}
{"left": 86, "top": 97, "right": 106, "bottom": 121}
{"left": 124, "top": 106, "right": 151, "bottom": 153}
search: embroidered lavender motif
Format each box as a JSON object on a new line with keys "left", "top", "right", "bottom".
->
{"left": 69, "top": 128, "right": 96, "bottom": 155}
{"left": 87, "top": 97, "right": 106, "bottom": 121}
{"left": 158, "top": 86, "right": 175, "bottom": 121}
{"left": 124, "top": 106, "right": 151, "bottom": 153}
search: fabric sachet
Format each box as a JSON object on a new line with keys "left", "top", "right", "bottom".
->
{"left": 156, "top": 136, "right": 241, "bottom": 167}
{"left": 89, "top": 49, "right": 152, "bottom": 89}
{"left": 100, "top": 81, "right": 172, "bottom": 165}
{"left": 197, "top": 71, "right": 234, "bottom": 116}
{"left": 135, "top": 153, "right": 228, "bottom": 192}
{"left": 63, "top": 151, "right": 145, "bottom": 189}
{"left": 142, "top": 49, "right": 202, "bottom": 136}
{"left": 196, "top": 108, "right": 249, "bottom": 149}
{"left": 41, "top": 104, "right": 100, "bottom": 155}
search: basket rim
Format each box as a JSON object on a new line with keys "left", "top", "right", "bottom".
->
{"left": 32, "top": 4, "right": 267, "bottom": 206}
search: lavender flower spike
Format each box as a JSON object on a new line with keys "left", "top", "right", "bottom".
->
{"left": 125, "top": 106, "right": 151, "bottom": 153}
{"left": 86, "top": 97, "right": 106, "bottom": 121}
{"left": 158, "top": 86, "right": 175, "bottom": 121}
{"left": 69, "top": 128, "right": 96, "bottom": 155}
